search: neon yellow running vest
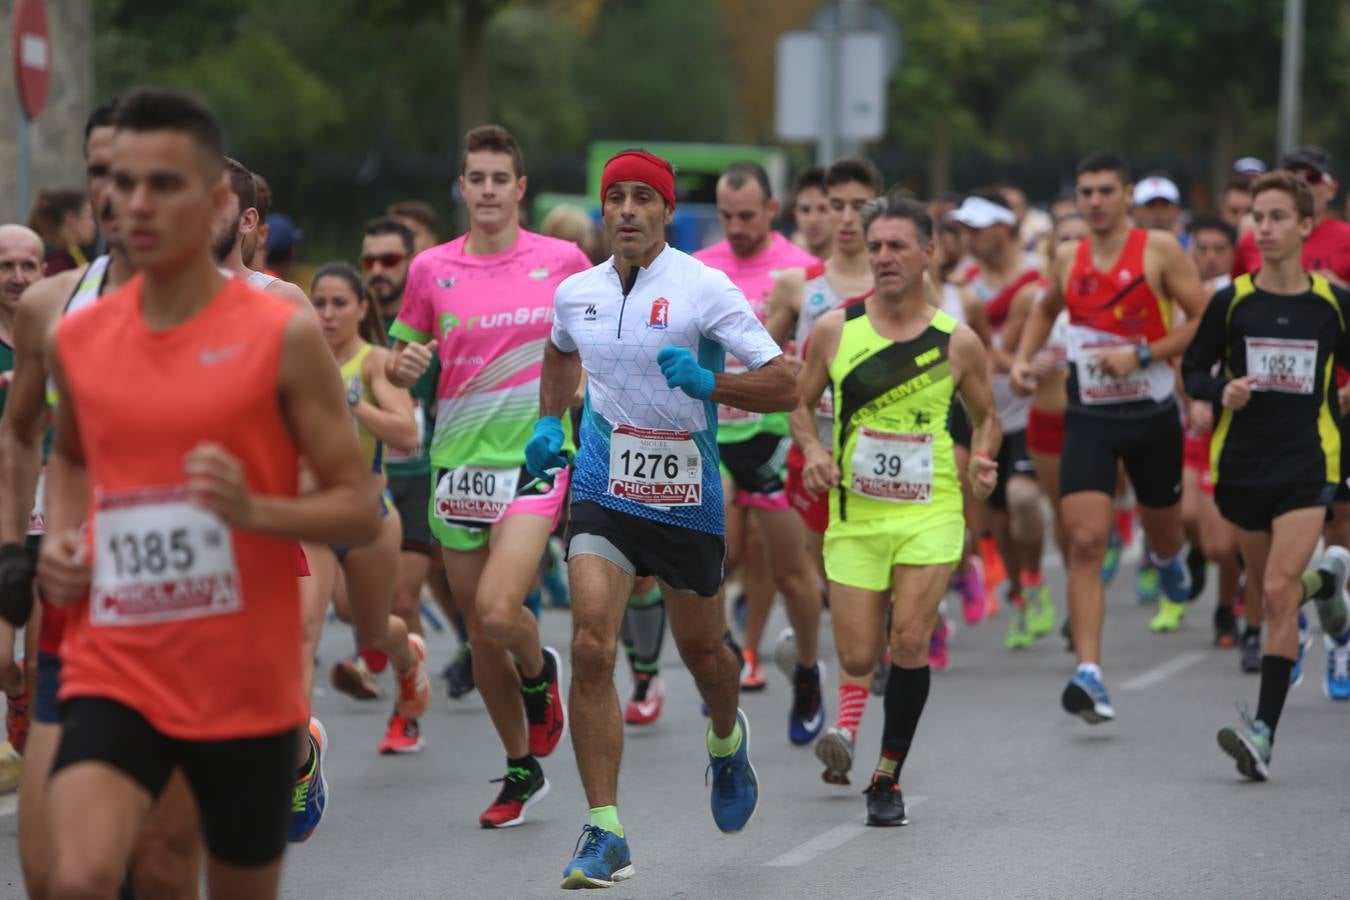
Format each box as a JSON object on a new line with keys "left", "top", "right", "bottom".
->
{"left": 340, "top": 342, "right": 383, "bottom": 474}
{"left": 829, "top": 303, "right": 961, "bottom": 524}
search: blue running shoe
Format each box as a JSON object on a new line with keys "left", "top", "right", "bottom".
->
{"left": 788, "top": 662, "right": 825, "bottom": 745}
{"left": 561, "top": 825, "right": 634, "bottom": 889}
{"left": 1292, "top": 612, "right": 1312, "bottom": 688}
{"left": 1135, "top": 565, "right": 1160, "bottom": 604}
{"left": 1102, "top": 528, "right": 1123, "bottom": 585}
{"left": 707, "top": 709, "right": 759, "bottom": 833}
{"left": 1155, "top": 553, "right": 1191, "bottom": 604}
{"left": 289, "top": 717, "right": 329, "bottom": 843}
{"left": 1324, "top": 634, "right": 1350, "bottom": 701}
{"left": 1061, "top": 669, "right": 1114, "bottom": 724}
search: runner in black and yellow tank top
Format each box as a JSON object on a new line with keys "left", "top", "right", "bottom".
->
{"left": 791, "top": 192, "right": 1000, "bottom": 828}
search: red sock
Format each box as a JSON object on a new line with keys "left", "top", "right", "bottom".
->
{"left": 360, "top": 648, "right": 389, "bottom": 674}
{"left": 835, "top": 683, "right": 868, "bottom": 740}
{"left": 1115, "top": 508, "right": 1135, "bottom": 546}
{"left": 1020, "top": 570, "right": 1044, "bottom": 589}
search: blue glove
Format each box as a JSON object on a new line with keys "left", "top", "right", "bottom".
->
{"left": 657, "top": 346, "right": 716, "bottom": 400}
{"left": 524, "top": 416, "right": 567, "bottom": 480}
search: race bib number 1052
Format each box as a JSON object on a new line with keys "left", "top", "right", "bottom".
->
{"left": 1246, "top": 337, "right": 1317, "bottom": 395}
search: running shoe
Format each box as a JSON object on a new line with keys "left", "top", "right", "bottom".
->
{"left": 929, "top": 615, "right": 951, "bottom": 671}
{"left": 1292, "top": 612, "right": 1312, "bottom": 688}
{"left": 1006, "top": 605, "right": 1033, "bottom": 650}
{"left": 1061, "top": 615, "right": 1074, "bottom": 653}
{"left": 1324, "top": 635, "right": 1350, "bottom": 701}
{"left": 863, "top": 773, "right": 908, "bottom": 827}
{"left": 445, "top": 643, "right": 476, "bottom": 700}
{"left": 479, "top": 763, "right": 550, "bottom": 828}
{"left": 1213, "top": 605, "right": 1239, "bottom": 649}
{"left": 788, "top": 663, "right": 825, "bottom": 745}
{"left": 870, "top": 653, "right": 889, "bottom": 696}
{"left": 1311, "top": 546, "right": 1350, "bottom": 638}
{"left": 815, "top": 725, "right": 855, "bottom": 786}
{"left": 523, "top": 646, "right": 567, "bottom": 757}
{"left": 1027, "top": 583, "right": 1057, "bottom": 638}
{"left": 1101, "top": 528, "right": 1123, "bottom": 585}
{"left": 1240, "top": 631, "right": 1262, "bottom": 674}
{"left": 1186, "top": 545, "right": 1208, "bottom": 601}
{"left": 288, "top": 718, "right": 329, "bottom": 843}
{"left": 331, "top": 656, "right": 381, "bottom": 701}
{"left": 1061, "top": 669, "right": 1114, "bottom": 724}
{"left": 980, "top": 535, "right": 1006, "bottom": 589}
{"left": 1135, "top": 565, "right": 1161, "bottom": 604}
{"left": 707, "top": 709, "right": 758, "bottom": 833}
{"left": 955, "top": 557, "right": 987, "bottom": 626}
{"left": 1216, "top": 707, "right": 1271, "bottom": 781}
{"left": 1149, "top": 598, "right": 1188, "bottom": 633}
{"left": 773, "top": 627, "right": 798, "bottom": 681}
{"left": 625, "top": 673, "right": 665, "bottom": 726}
{"left": 1155, "top": 553, "right": 1191, "bottom": 604}
{"left": 395, "top": 633, "right": 431, "bottom": 720}
{"left": 740, "top": 650, "right": 767, "bottom": 692}
{"left": 378, "top": 711, "right": 424, "bottom": 755}
{"left": 561, "top": 825, "right": 634, "bottom": 890}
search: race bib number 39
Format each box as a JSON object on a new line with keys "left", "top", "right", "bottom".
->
{"left": 850, "top": 429, "right": 934, "bottom": 503}
{"left": 1076, "top": 342, "right": 1151, "bottom": 405}
{"left": 608, "top": 425, "right": 702, "bottom": 506}
{"left": 92, "top": 486, "right": 239, "bottom": 626}
{"left": 435, "top": 465, "right": 520, "bottom": 524}
{"left": 1246, "top": 337, "right": 1317, "bottom": 395}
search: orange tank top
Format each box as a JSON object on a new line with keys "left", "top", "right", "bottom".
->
{"left": 55, "top": 274, "right": 305, "bottom": 740}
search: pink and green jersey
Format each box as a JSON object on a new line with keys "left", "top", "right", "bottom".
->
{"left": 694, "top": 233, "right": 818, "bottom": 443}
{"left": 389, "top": 230, "right": 592, "bottom": 470}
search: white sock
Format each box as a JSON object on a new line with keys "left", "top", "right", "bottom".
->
{"left": 1076, "top": 662, "right": 1103, "bottom": 680}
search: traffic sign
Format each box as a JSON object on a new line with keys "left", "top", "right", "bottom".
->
{"left": 775, "top": 30, "right": 888, "bottom": 142}
{"left": 12, "top": 0, "right": 51, "bottom": 120}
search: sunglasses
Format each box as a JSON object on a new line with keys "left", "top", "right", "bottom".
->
{"left": 1293, "top": 167, "right": 1326, "bottom": 186}
{"left": 360, "top": 252, "right": 407, "bottom": 271}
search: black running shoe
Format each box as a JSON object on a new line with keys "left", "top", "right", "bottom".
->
{"left": 864, "top": 774, "right": 908, "bottom": 827}
{"left": 1213, "top": 606, "right": 1239, "bottom": 648}
{"left": 1187, "top": 545, "right": 1208, "bottom": 601}
{"left": 1240, "top": 631, "right": 1261, "bottom": 673}
{"left": 446, "top": 644, "right": 476, "bottom": 699}
{"left": 1061, "top": 615, "right": 1074, "bottom": 652}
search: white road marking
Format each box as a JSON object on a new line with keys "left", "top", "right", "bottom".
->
{"left": 765, "top": 795, "right": 926, "bottom": 867}
{"left": 1120, "top": 650, "right": 1207, "bottom": 691}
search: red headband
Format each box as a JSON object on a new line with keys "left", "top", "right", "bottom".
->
{"left": 601, "top": 150, "right": 677, "bottom": 211}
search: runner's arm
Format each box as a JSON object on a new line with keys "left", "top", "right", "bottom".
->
{"left": 960, "top": 286, "right": 995, "bottom": 348}
{"left": 763, "top": 268, "right": 805, "bottom": 346}
{"left": 994, "top": 282, "right": 1039, "bottom": 375}
{"left": 710, "top": 356, "right": 798, "bottom": 413}
{"left": 1013, "top": 243, "right": 1069, "bottom": 367}
{"left": 788, "top": 312, "right": 841, "bottom": 460}
{"left": 1180, "top": 288, "right": 1231, "bottom": 403}
{"left": 264, "top": 280, "right": 319, "bottom": 322}
{"left": 539, "top": 339, "right": 583, "bottom": 420}
{"left": 1148, "top": 233, "right": 1208, "bottom": 363}
{"left": 356, "top": 346, "right": 418, "bottom": 451}
{"left": 38, "top": 349, "right": 92, "bottom": 605}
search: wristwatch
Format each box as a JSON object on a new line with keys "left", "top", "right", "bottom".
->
{"left": 1135, "top": 344, "right": 1154, "bottom": 368}
{"left": 346, "top": 378, "right": 362, "bottom": 408}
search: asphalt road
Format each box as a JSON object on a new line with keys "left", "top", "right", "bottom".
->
{"left": 3, "top": 543, "right": 1349, "bottom": 899}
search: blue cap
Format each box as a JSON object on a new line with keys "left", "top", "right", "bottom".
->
{"left": 265, "top": 213, "right": 303, "bottom": 252}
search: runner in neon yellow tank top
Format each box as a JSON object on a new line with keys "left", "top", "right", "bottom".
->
{"left": 791, "top": 192, "right": 1001, "bottom": 829}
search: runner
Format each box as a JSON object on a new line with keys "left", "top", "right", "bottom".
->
{"left": 1218, "top": 176, "right": 1254, "bottom": 233}
{"left": 951, "top": 190, "right": 1055, "bottom": 649}
{"left": 1132, "top": 173, "right": 1186, "bottom": 246}
{"left": 1179, "top": 170, "right": 1350, "bottom": 778}
{"left": 385, "top": 125, "right": 583, "bottom": 827}
{"left": 530, "top": 148, "right": 795, "bottom": 887}
{"left": 765, "top": 156, "right": 881, "bottom": 783}
{"left": 36, "top": 87, "right": 383, "bottom": 900}
{"left": 696, "top": 161, "right": 825, "bottom": 745}
{"left": 1181, "top": 215, "right": 1243, "bottom": 651}
{"left": 388, "top": 200, "right": 441, "bottom": 256}
{"left": 1011, "top": 151, "right": 1209, "bottom": 724}
{"left": 790, "top": 165, "right": 833, "bottom": 260}
{"left": 792, "top": 191, "right": 1001, "bottom": 826}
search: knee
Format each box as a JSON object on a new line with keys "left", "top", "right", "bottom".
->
{"left": 477, "top": 599, "right": 521, "bottom": 644}
{"left": 889, "top": 625, "right": 929, "bottom": 668}
{"left": 131, "top": 844, "right": 198, "bottom": 900}
{"left": 391, "top": 586, "right": 419, "bottom": 622}
{"left": 48, "top": 865, "right": 123, "bottom": 900}
{"left": 570, "top": 626, "right": 617, "bottom": 683}
{"left": 677, "top": 635, "right": 729, "bottom": 682}
{"left": 1262, "top": 572, "right": 1302, "bottom": 618}
{"left": 775, "top": 566, "right": 816, "bottom": 604}
{"left": 838, "top": 645, "right": 877, "bottom": 679}
{"left": 1067, "top": 524, "right": 1107, "bottom": 562}
{"left": 1007, "top": 482, "right": 1042, "bottom": 528}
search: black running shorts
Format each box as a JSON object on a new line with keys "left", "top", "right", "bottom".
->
{"left": 565, "top": 500, "right": 726, "bottom": 598}
{"left": 1214, "top": 481, "right": 1337, "bottom": 533}
{"left": 1059, "top": 404, "right": 1182, "bottom": 509}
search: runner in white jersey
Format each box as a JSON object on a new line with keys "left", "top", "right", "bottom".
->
{"left": 764, "top": 156, "right": 880, "bottom": 786}
{"left": 951, "top": 190, "right": 1055, "bottom": 650}
{"left": 525, "top": 149, "right": 797, "bottom": 889}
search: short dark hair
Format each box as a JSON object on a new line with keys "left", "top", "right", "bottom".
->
{"left": 84, "top": 97, "right": 119, "bottom": 142}
{"left": 721, "top": 161, "right": 772, "bottom": 202}
{"left": 223, "top": 157, "right": 257, "bottom": 212}
{"left": 461, "top": 125, "right": 524, "bottom": 178}
{"left": 825, "top": 157, "right": 883, "bottom": 194}
{"left": 862, "top": 190, "right": 933, "bottom": 244}
{"left": 253, "top": 173, "right": 272, "bottom": 222}
{"left": 1252, "top": 170, "right": 1315, "bottom": 220}
{"left": 113, "top": 88, "right": 225, "bottom": 178}
{"left": 1187, "top": 214, "right": 1237, "bottom": 247}
{"left": 388, "top": 200, "right": 438, "bottom": 238}
{"left": 1222, "top": 175, "right": 1252, "bottom": 198}
{"left": 792, "top": 165, "right": 827, "bottom": 199}
{"left": 363, "top": 215, "right": 415, "bottom": 256}
{"left": 1076, "top": 151, "right": 1131, "bottom": 184}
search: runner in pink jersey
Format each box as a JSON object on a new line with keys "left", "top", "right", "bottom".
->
{"left": 387, "top": 125, "right": 588, "bottom": 830}
{"left": 694, "top": 161, "right": 826, "bottom": 747}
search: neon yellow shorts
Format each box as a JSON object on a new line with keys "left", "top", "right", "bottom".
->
{"left": 823, "top": 511, "right": 964, "bottom": 592}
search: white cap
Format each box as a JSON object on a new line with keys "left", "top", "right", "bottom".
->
{"left": 1233, "top": 156, "right": 1267, "bottom": 176}
{"left": 951, "top": 196, "right": 1017, "bottom": 229}
{"left": 1134, "top": 176, "right": 1180, "bottom": 206}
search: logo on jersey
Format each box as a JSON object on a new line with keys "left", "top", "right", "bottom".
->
{"left": 437, "top": 277, "right": 457, "bottom": 289}
{"left": 584, "top": 304, "right": 598, "bottom": 321}
{"left": 529, "top": 268, "right": 549, "bottom": 280}
{"left": 438, "top": 312, "right": 462, "bottom": 338}
{"left": 439, "top": 307, "right": 553, "bottom": 338}
{"left": 1118, "top": 269, "right": 1132, "bottom": 282}
{"left": 808, "top": 292, "right": 826, "bottom": 308}
{"left": 648, "top": 297, "right": 670, "bottom": 330}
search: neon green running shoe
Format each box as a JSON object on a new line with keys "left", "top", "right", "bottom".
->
{"left": 1149, "top": 597, "right": 1187, "bottom": 633}
{"left": 1026, "top": 585, "right": 1056, "bottom": 638}
{"left": 1006, "top": 607, "right": 1034, "bottom": 649}
{"left": 1135, "top": 566, "right": 1161, "bottom": 604}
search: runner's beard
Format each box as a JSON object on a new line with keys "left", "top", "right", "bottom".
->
{"left": 212, "top": 217, "right": 241, "bottom": 264}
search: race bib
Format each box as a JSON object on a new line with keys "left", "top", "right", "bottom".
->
{"left": 849, "top": 429, "right": 934, "bottom": 503}
{"left": 717, "top": 357, "right": 762, "bottom": 425}
{"left": 608, "top": 425, "right": 702, "bottom": 506}
{"left": 1075, "top": 342, "right": 1150, "bottom": 405}
{"left": 27, "top": 467, "right": 45, "bottom": 536}
{"left": 92, "top": 486, "right": 239, "bottom": 626}
{"left": 434, "top": 465, "right": 520, "bottom": 524}
{"left": 1246, "top": 337, "right": 1317, "bottom": 395}
{"left": 386, "top": 406, "right": 426, "bottom": 462}
{"left": 816, "top": 387, "right": 834, "bottom": 421}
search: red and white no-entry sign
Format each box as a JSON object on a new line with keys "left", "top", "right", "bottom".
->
{"left": 12, "top": 0, "right": 51, "bottom": 120}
